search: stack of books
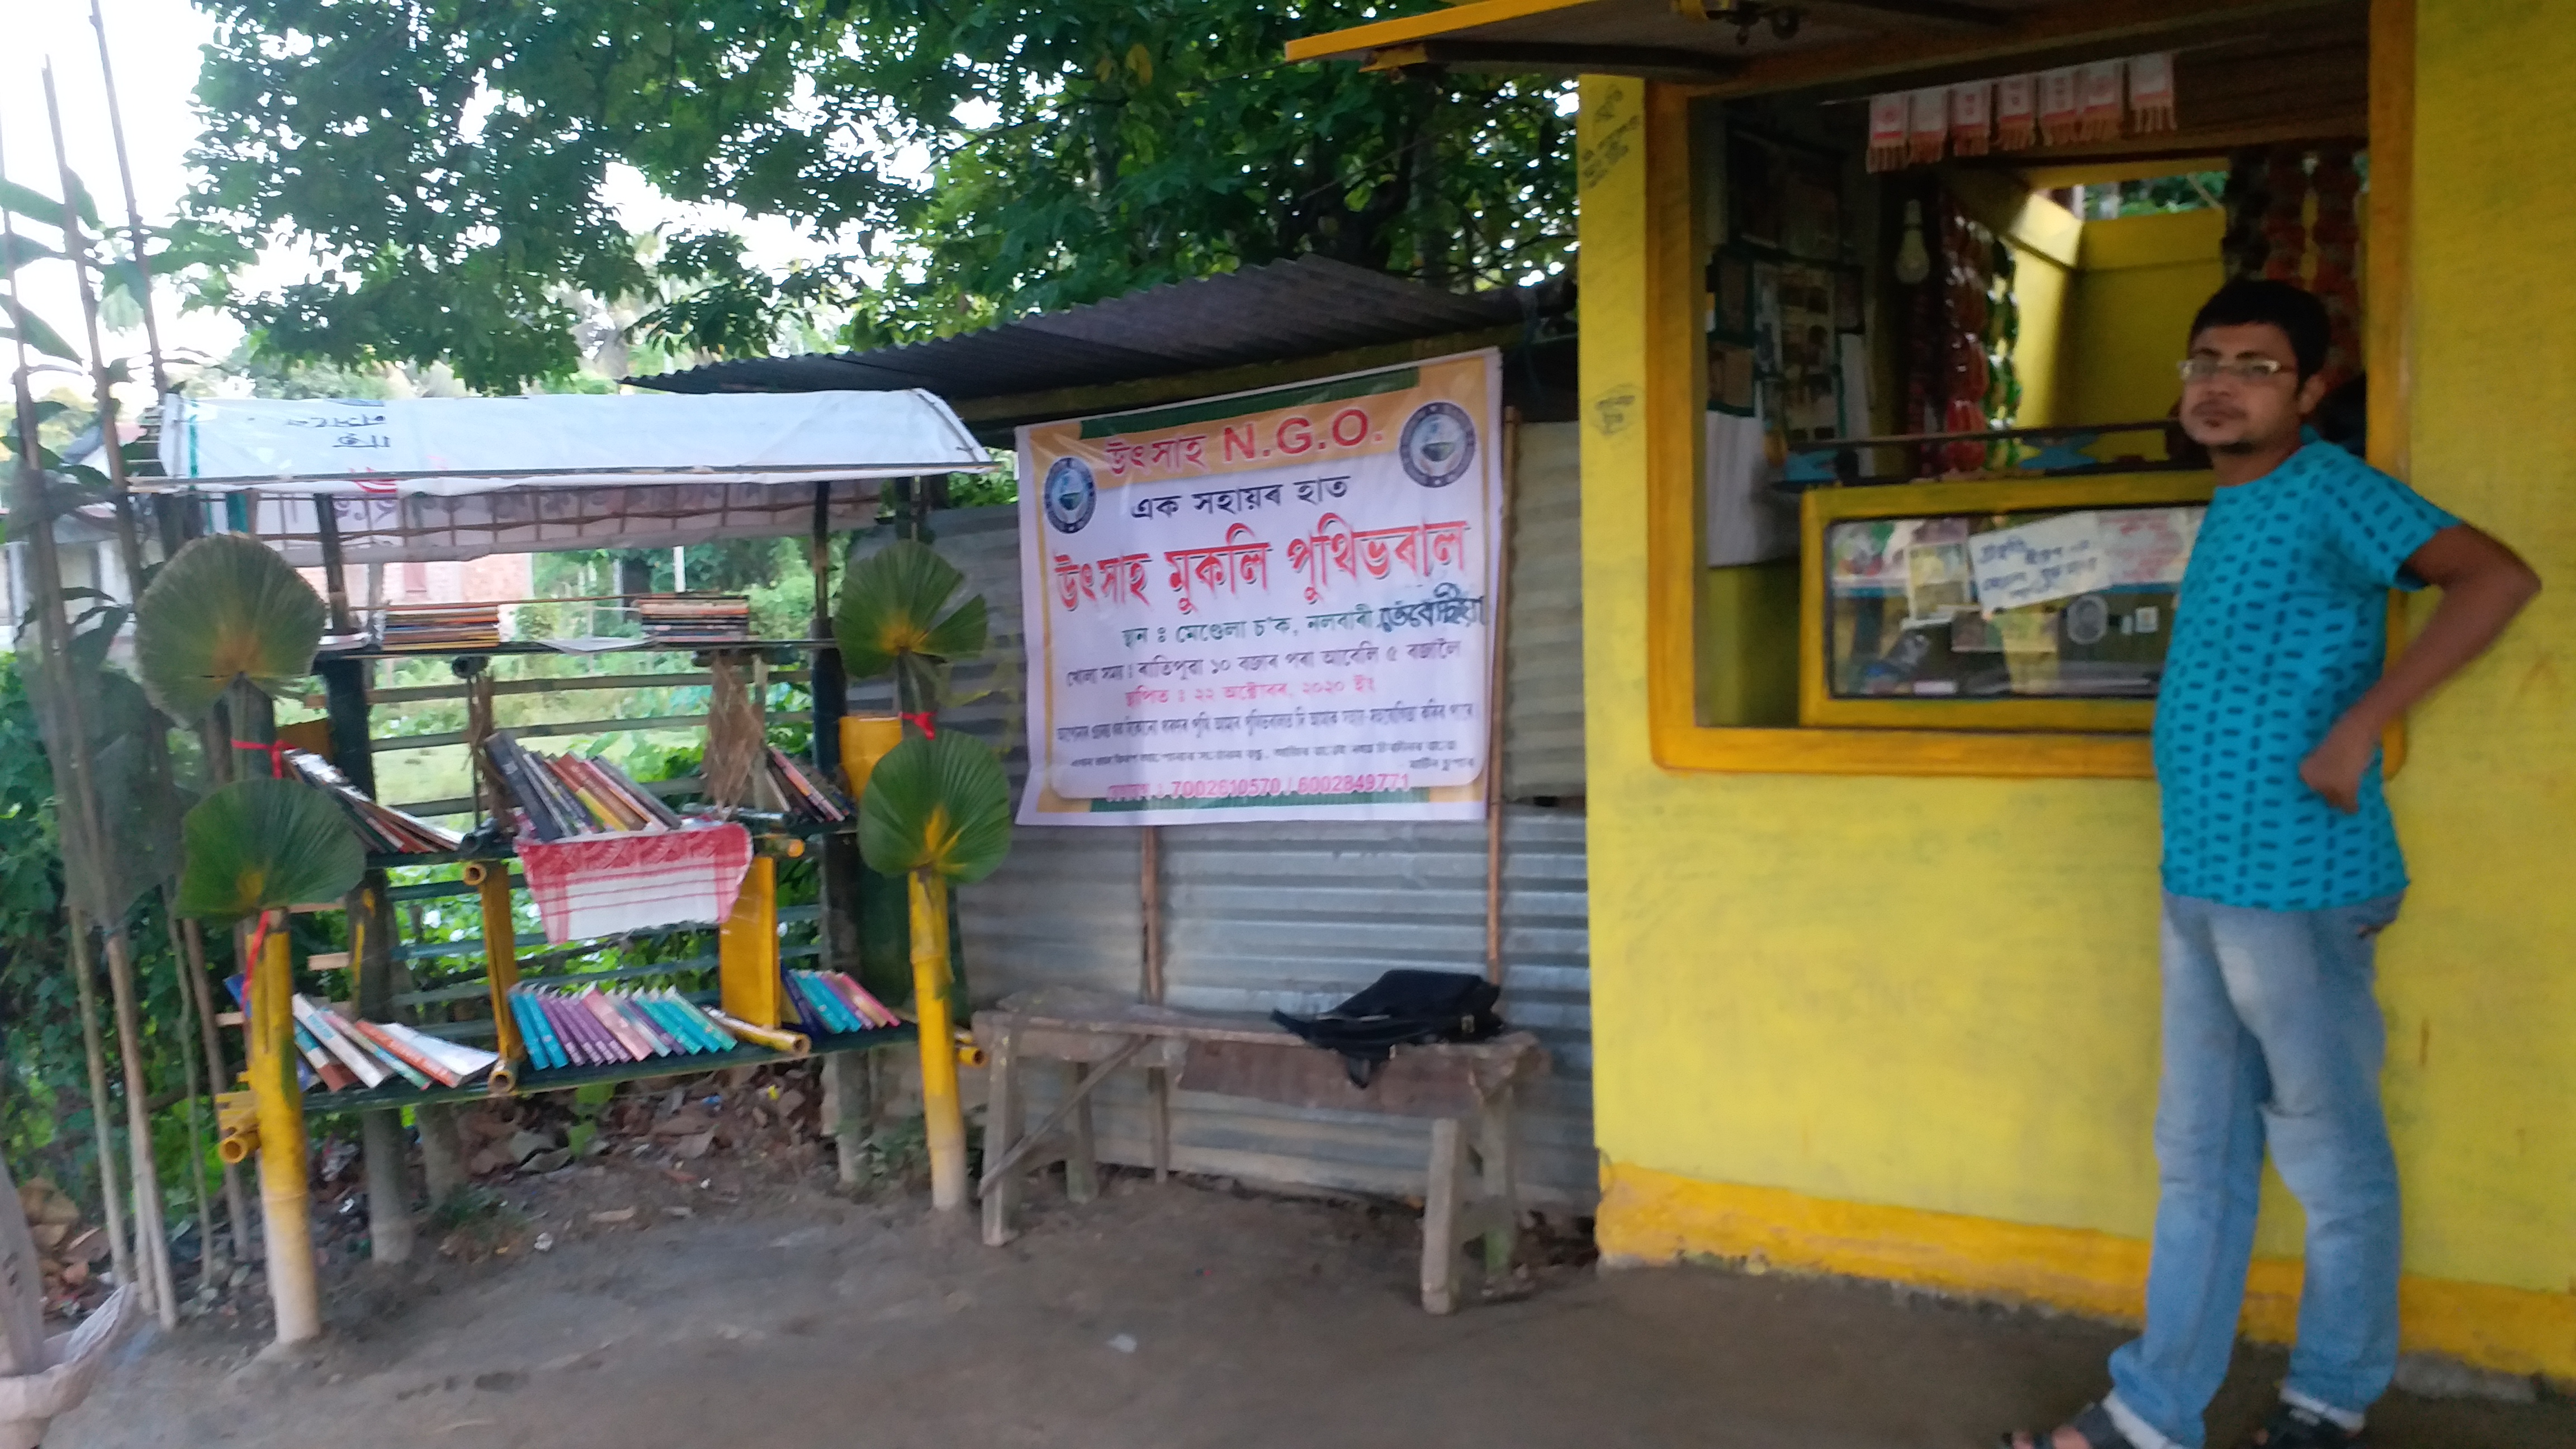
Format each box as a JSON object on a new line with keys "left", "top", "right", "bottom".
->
{"left": 484, "top": 731, "right": 685, "bottom": 841}
{"left": 275, "top": 991, "right": 504, "bottom": 1092}
{"left": 765, "top": 747, "right": 853, "bottom": 826}
{"left": 508, "top": 985, "right": 792, "bottom": 1069}
{"left": 379, "top": 603, "right": 503, "bottom": 652}
{"left": 285, "top": 749, "right": 462, "bottom": 854}
{"left": 783, "top": 968, "right": 903, "bottom": 1036}
{"left": 635, "top": 595, "right": 751, "bottom": 646}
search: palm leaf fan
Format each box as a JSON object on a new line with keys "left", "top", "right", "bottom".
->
{"left": 857, "top": 731, "right": 1013, "bottom": 884}
{"left": 834, "top": 538, "right": 988, "bottom": 710}
{"left": 175, "top": 777, "right": 365, "bottom": 924}
{"left": 135, "top": 533, "right": 327, "bottom": 720}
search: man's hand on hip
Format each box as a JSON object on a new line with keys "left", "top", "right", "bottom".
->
{"left": 2299, "top": 719, "right": 2376, "bottom": 814}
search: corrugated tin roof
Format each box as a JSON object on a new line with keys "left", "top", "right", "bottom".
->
{"left": 628, "top": 256, "right": 1567, "bottom": 401}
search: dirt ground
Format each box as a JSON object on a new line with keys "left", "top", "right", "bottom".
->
{"left": 42, "top": 1154, "right": 2576, "bottom": 1449}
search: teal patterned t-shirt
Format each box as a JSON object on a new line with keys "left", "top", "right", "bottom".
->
{"left": 2153, "top": 441, "right": 2458, "bottom": 910}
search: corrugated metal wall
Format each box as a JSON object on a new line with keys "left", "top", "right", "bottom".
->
{"left": 847, "top": 422, "right": 1594, "bottom": 1205}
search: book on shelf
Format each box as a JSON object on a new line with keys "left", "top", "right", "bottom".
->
{"left": 784, "top": 969, "right": 901, "bottom": 1035}
{"left": 512, "top": 986, "right": 765, "bottom": 1071}
{"left": 378, "top": 603, "right": 504, "bottom": 652}
{"left": 283, "top": 749, "right": 462, "bottom": 854}
{"left": 764, "top": 747, "right": 854, "bottom": 825}
{"left": 271, "top": 993, "right": 500, "bottom": 1092}
{"left": 485, "top": 732, "right": 683, "bottom": 841}
{"left": 634, "top": 594, "right": 751, "bottom": 646}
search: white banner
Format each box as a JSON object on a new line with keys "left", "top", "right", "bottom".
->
{"left": 1017, "top": 351, "right": 1503, "bottom": 826}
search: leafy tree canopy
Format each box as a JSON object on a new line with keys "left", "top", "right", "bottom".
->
{"left": 184, "top": 0, "right": 1575, "bottom": 394}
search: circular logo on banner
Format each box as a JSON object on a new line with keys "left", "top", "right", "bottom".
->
{"left": 1398, "top": 402, "right": 1477, "bottom": 488}
{"left": 1042, "top": 456, "right": 1097, "bottom": 533}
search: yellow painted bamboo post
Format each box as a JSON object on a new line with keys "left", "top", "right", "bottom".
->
{"left": 839, "top": 715, "right": 902, "bottom": 794}
{"left": 466, "top": 863, "right": 524, "bottom": 1090}
{"left": 908, "top": 870, "right": 967, "bottom": 1211}
{"left": 248, "top": 916, "right": 320, "bottom": 1344}
{"left": 717, "top": 856, "right": 782, "bottom": 1028}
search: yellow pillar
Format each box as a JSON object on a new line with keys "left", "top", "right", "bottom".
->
{"left": 718, "top": 855, "right": 783, "bottom": 1027}
{"left": 249, "top": 917, "right": 320, "bottom": 1344}
{"left": 467, "top": 862, "right": 525, "bottom": 1077}
{"left": 908, "top": 870, "right": 967, "bottom": 1211}
{"left": 839, "top": 714, "right": 903, "bottom": 795}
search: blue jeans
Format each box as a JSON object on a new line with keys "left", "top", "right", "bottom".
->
{"left": 2105, "top": 891, "right": 2405, "bottom": 1449}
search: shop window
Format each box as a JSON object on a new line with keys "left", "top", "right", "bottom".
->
{"left": 1665, "top": 83, "right": 2379, "bottom": 777}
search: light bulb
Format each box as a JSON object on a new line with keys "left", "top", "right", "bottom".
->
{"left": 1894, "top": 200, "right": 1932, "bottom": 286}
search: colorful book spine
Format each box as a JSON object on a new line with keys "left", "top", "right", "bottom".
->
{"left": 291, "top": 996, "right": 389, "bottom": 1088}
{"left": 292, "top": 1025, "right": 357, "bottom": 1091}
{"left": 613, "top": 994, "right": 680, "bottom": 1057}
{"left": 509, "top": 991, "right": 565, "bottom": 1071}
{"left": 580, "top": 991, "right": 659, "bottom": 1060}
{"left": 546, "top": 991, "right": 607, "bottom": 1064}
{"left": 822, "top": 971, "right": 901, "bottom": 1029}
{"left": 638, "top": 996, "right": 709, "bottom": 1054}
{"left": 794, "top": 972, "right": 865, "bottom": 1035}
{"left": 791, "top": 973, "right": 836, "bottom": 1036}
{"left": 660, "top": 993, "right": 733, "bottom": 1053}
{"left": 351, "top": 1019, "right": 462, "bottom": 1087}
{"left": 377, "top": 1020, "right": 503, "bottom": 1084}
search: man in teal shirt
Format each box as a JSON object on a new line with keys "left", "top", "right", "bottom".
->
{"left": 2007, "top": 283, "right": 2540, "bottom": 1449}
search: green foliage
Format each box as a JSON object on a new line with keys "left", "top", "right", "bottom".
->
{"left": 2116, "top": 172, "right": 2227, "bottom": 217}
{"left": 833, "top": 539, "right": 987, "bottom": 717}
{"left": 0, "top": 654, "right": 231, "bottom": 1236}
{"left": 856, "top": 732, "right": 1012, "bottom": 884}
{"left": 176, "top": 778, "right": 365, "bottom": 924}
{"left": 946, "top": 456, "right": 1019, "bottom": 510}
{"left": 183, "top": 0, "right": 1575, "bottom": 391}
{"left": 135, "top": 533, "right": 328, "bottom": 719}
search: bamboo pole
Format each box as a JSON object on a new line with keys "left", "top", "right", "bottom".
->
{"left": 86, "top": 0, "right": 171, "bottom": 401}
{"left": 182, "top": 916, "right": 252, "bottom": 1269}
{"left": 2, "top": 83, "right": 134, "bottom": 1295}
{"left": 41, "top": 67, "right": 148, "bottom": 594}
{"left": 909, "top": 872, "right": 967, "bottom": 1211}
{"left": 157, "top": 887, "right": 217, "bottom": 1285}
{"left": 1484, "top": 408, "right": 1520, "bottom": 987}
{"left": 61, "top": 917, "right": 132, "bottom": 1304}
{"left": 42, "top": 69, "right": 177, "bottom": 1325}
{"left": 102, "top": 925, "right": 177, "bottom": 1327}
{"left": 248, "top": 916, "right": 320, "bottom": 1344}
{"left": 351, "top": 879, "right": 411, "bottom": 1263}
{"left": 1140, "top": 826, "right": 1169, "bottom": 1182}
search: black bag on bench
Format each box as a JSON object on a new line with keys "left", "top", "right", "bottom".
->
{"left": 1271, "top": 969, "right": 1504, "bottom": 1088}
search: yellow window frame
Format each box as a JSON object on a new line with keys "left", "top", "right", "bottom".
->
{"left": 1630, "top": 0, "right": 2419, "bottom": 780}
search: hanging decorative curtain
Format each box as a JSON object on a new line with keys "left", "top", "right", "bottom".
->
{"left": 2310, "top": 148, "right": 2363, "bottom": 389}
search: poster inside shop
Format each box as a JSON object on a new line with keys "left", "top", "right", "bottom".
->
{"left": 1016, "top": 351, "right": 1503, "bottom": 826}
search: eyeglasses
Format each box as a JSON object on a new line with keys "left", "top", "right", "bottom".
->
{"left": 2177, "top": 357, "right": 2293, "bottom": 383}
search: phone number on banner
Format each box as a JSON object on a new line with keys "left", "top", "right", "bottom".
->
{"left": 1102, "top": 773, "right": 1411, "bottom": 802}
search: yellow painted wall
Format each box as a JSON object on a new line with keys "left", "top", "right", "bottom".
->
{"left": 2063, "top": 209, "right": 2225, "bottom": 427}
{"left": 2383, "top": 0, "right": 2576, "bottom": 1300}
{"left": 1579, "top": 3, "right": 2576, "bottom": 1377}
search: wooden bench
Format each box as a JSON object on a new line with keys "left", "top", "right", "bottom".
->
{"left": 972, "top": 988, "right": 1547, "bottom": 1314}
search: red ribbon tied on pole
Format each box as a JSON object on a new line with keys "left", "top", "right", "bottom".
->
{"left": 231, "top": 738, "right": 291, "bottom": 779}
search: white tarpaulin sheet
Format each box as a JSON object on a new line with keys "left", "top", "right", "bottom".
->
{"left": 228, "top": 482, "right": 887, "bottom": 566}
{"left": 153, "top": 390, "right": 988, "bottom": 494}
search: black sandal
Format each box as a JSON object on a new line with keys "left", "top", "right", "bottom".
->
{"left": 2245, "top": 1404, "right": 2360, "bottom": 1448}
{"left": 2000, "top": 1402, "right": 2140, "bottom": 1449}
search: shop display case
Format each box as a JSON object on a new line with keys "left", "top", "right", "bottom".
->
{"left": 1800, "top": 471, "right": 2215, "bottom": 732}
